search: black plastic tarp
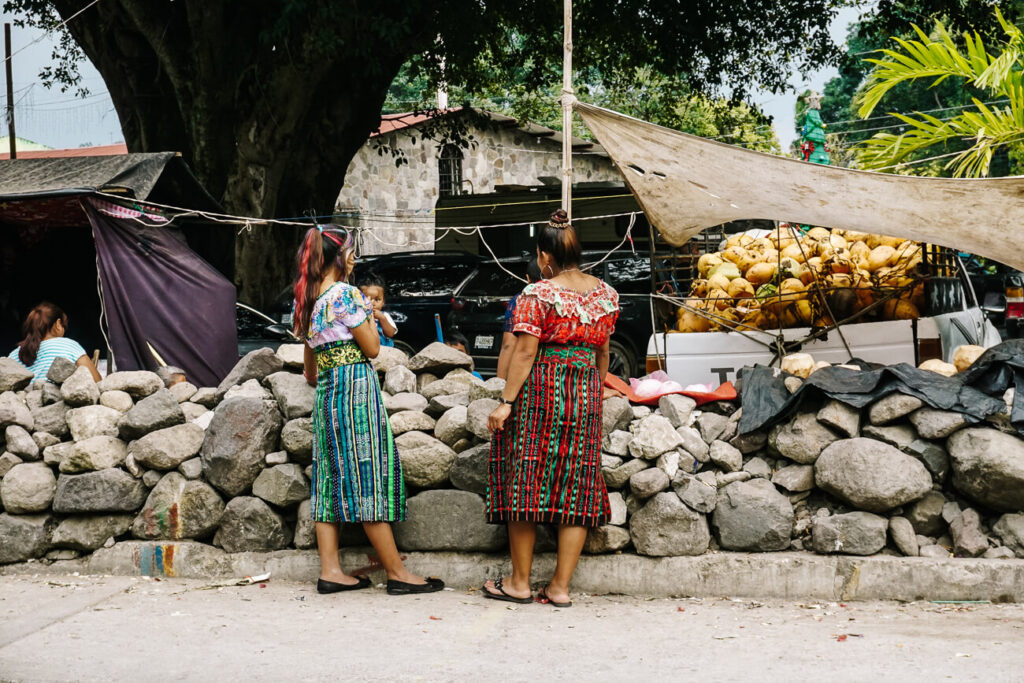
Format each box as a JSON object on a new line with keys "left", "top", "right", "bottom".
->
{"left": 87, "top": 201, "right": 237, "bottom": 388}
{"left": 738, "top": 354, "right": 1009, "bottom": 436}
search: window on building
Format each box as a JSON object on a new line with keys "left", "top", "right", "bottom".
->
{"left": 438, "top": 144, "right": 463, "bottom": 197}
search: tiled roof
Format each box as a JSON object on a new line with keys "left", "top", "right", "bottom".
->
{"left": 0, "top": 142, "right": 129, "bottom": 160}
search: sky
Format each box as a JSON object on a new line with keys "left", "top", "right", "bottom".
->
{"left": 0, "top": 5, "right": 862, "bottom": 152}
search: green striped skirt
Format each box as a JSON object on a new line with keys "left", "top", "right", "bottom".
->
{"left": 310, "top": 340, "right": 406, "bottom": 523}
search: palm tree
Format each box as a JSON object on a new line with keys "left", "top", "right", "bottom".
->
{"left": 854, "top": 9, "right": 1024, "bottom": 178}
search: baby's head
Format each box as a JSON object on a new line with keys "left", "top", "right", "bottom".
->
{"left": 445, "top": 330, "right": 470, "bottom": 356}
{"left": 358, "top": 272, "right": 387, "bottom": 311}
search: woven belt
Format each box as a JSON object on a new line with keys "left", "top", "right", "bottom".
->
{"left": 315, "top": 340, "right": 368, "bottom": 372}
{"left": 536, "top": 344, "right": 596, "bottom": 367}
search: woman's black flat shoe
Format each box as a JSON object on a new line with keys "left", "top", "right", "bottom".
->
{"left": 317, "top": 575, "right": 372, "bottom": 594}
{"left": 386, "top": 577, "right": 445, "bottom": 595}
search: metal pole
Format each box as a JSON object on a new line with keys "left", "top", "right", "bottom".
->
{"left": 4, "top": 23, "right": 15, "bottom": 159}
{"left": 561, "top": 0, "right": 573, "bottom": 220}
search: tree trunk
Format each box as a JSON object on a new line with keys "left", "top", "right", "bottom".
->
{"left": 53, "top": 0, "right": 419, "bottom": 308}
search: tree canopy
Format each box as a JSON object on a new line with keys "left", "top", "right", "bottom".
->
{"left": 2, "top": 0, "right": 846, "bottom": 305}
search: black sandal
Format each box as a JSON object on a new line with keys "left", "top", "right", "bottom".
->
{"left": 536, "top": 586, "right": 572, "bottom": 608}
{"left": 386, "top": 576, "right": 445, "bottom": 595}
{"left": 317, "top": 575, "right": 372, "bottom": 594}
{"left": 481, "top": 577, "right": 534, "bottom": 604}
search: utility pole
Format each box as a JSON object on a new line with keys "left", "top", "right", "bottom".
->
{"left": 4, "top": 23, "right": 15, "bottom": 159}
{"left": 561, "top": 0, "right": 573, "bottom": 220}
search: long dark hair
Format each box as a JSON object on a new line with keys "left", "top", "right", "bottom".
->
{"left": 292, "top": 225, "right": 355, "bottom": 337}
{"left": 537, "top": 209, "right": 582, "bottom": 270}
{"left": 18, "top": 302, "right": 67, "bottom": 366}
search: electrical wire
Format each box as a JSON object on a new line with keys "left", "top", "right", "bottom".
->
{"left": 1, "top": 0, "right": 104, "bottom": 66}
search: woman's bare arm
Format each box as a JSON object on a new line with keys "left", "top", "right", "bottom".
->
{"left": 303, "top": 343, "right": 316, "bottom": 385}
{"left": 596, "top": 339, "right": 610, "bottom": 383}
{"left": 75, "top": 355, "right": 102, "bottom": 383}
{"left": 495, "top": 332, "right": 517, "bottom": 379}
{"left": 350, "top": 318, "right": 382, "bottom": 359}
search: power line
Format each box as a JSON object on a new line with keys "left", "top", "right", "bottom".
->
{"left": 2, "top": 0, "right": 103, "bottom": 66}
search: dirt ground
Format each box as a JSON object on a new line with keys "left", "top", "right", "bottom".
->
{"left": 1, "top": 574, "right": 1022, "bottom": 682}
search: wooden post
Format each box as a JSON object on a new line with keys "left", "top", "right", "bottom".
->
{"left": 4, "top": 23, "right": 15, "bottom": 159}
{"left": 561, "top": 0, "right": 573, "bottom": 220}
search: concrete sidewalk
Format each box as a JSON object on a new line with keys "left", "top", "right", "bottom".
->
{"left": 1, "top": 574, "right": 1022, "bottom": 681}
{"left": 3, "top": 541, "right": 1024, "bottom": 602}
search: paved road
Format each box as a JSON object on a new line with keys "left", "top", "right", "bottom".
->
{"left": 1, "top": 574, "right": 1022, "bottom": 681}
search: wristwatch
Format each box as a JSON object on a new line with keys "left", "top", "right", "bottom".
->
{"left": 498, "top": 396, "right": 514, "bottom": 406}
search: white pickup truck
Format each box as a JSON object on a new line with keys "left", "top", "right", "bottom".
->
{"left": 645, "top": 317, "right": 946, "bottom": 387}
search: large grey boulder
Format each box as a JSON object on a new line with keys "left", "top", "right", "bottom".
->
{"left": 0, "top": 357, "right": 34, "bottom": 392}
{"left": 947, "top": 428, "right": 1024, "bottom": 511}
{"left": 0, "top": 452, "right": 22, "bottom": 477}
{"left": 771, "top": 464, "right": 814, "bottom": 492}
{"left": 128, "top": 423, "right": 205, "bottom": 470}
{"left": 169, "top": 381, "right": 198, "bottom": 403}
{"left": 215, "top": 348, "right": 285, "bottom": 401}
{"left": 276, "top": 343, "right": 305, "bottom": 370}
{"left": 407, "top": 342, "right": 473, "bottom": 374}
{"left": 190, "top": 387, "right": 219, "bottom": 408}
{"left": 5, "top": 425, "right": 39, "bottom": 460}
{"left": 388, "top": 410, "right": 436, "bottom": 436}
{"left": 889, "top": 516, "right": 919, "bottom": 556}
{"left": 131, "top": 472, "right": 225, "bottom": 540}
{"left": 435, "top": 406, "right": 470, "bottom": 447}
{"left": 868, "top": 393, "right": 923, "bottom": 426}
{"left": 52, "top": 469, "right": 147, "bottom": 513}
{"left": 677, "top": 426, "right": 710, "bottom": 462}
{"left": 293, "top": 499, "right": 316, "bottom": 549}
{"left": 630, "top": 492, "right": 710, "bottom": 556}
{"left": 385, "top": 392, "right": 429, "bottom": 416}
{"left": 118, "top": 389, "right": 185, "bottom": 440}
{"left": 629, "top": 467, "right": 670, "bottom": 500}
{"left": 602, "top": 430, "right": 633, "bottom": 457}
{"left": 29, "top": 400, "right": 65, "bottom": 436}
{"left": 449, "top": 443, "right": 489, "bottom": 495}
{"left": 52, "top": 514, "right": 133, "bottom": 551}
{"left": 659, "top": 394, "right": 697, "bottom": 428}
{"left": 811, "top": 511, "right": 887, "bottom": 555}
{"left": 466, "top": 398, "right": 499, "bottom": 441}
{"left": 676, "top": 476, "right": 717, "bottom": 514}
{"left": 861, "top": 423, "right": 917, "bottom": 451}
{"left": 629, "top": 415, "right": 685, "bottom": 460}
{"left": 99, "top": 390, "right": 134, "bottom": 413}
{"left": 383, "top": 365, "right": 417, "bottom": 395}
{"left": 904, "top": 439, "right": 949, "bottom": 482}
{"left": 815, "top": 438, "right": 932, "bottom": 513}
{"left": 46, "top": 357, "right": 77, "bottom": 384}
{"left": 42, "top": 442, "right": 74, "bottom": 469}
{"left": 909, "top": 408, "right": 968, "bottom": 440}
{"left": 264, "top": 371, "right": 314, "bottom": 419}
{"left": 427, "top": 392, "right": 470, "bottom": 417}
{"left": 67, "top": 404, "right": 121, "bottom": 441}
{"left": 1, "top": 462, "right": 57, "bottom": 513}
{"left": 992, "top": 513, "right": 1024, "bottom": 557}
{"left": 60, "top": 366, "right": 100, "bottom": 407}
{"left": 394, "top": 490, "right": 505, "bottom": 551}
{"left": 907, "top": 490, "right": 946, "bottom": 536}
{"left": 708, "top": 440, "right": 742, "bottom": 472}
{"left": 60, "top": 435, "right": 128, "bottom": 473}
{"left": 200, "top": 397, "right": 282, "bottom": 496}
{"left": 769, "top": 412, "right": 839, "bottom": 464}
{"left": 602, "top": 458, "right": 649, "bottom": 490}
{"left": 213, "top": 496, "right": 289, "bottom": 552}
{"left": 0, "top": 513, "right": 54, "bottom": 563}
{"left": 1, "top": 392, "right": 34, "bottom": 431}
{"left": 394, "top": 431, "right": 457, "bottom": 488}
{"left": 422, "top": 377, "right": 474, "bottom": 401}
{"left": 97, "top": 371, "right": 163, "bottom": 399}
{"left": 712, "top": 479, "right": 793, "bottom": 552}
{"left": 224, "top": 378, "right": 272, "bottom": 402}
{"left": 584, "top": 525, "right": 632, "bottom": 554}
{"left": 280, "top": 417, "right": 313, "bottom": 466}
{"left": 602, "top": 397, "right": 632, "bottom": 435}
{"left": 469, "top": 377, "right": 506, "bottom": 403}
{"left": 252, "top": 464, "right": 309, "bottom": 508}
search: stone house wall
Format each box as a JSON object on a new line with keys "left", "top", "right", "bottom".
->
{"left": 336, "top": 117, "right": 622, "bottom": 255}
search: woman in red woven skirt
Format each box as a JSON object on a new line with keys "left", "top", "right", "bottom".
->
{"left": 483, "top": 209, "right": 620, "bottom": 607}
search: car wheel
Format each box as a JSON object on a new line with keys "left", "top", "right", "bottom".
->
{"left": 608, "top": 339, "right": 637, "bottom": 380}
{"left": 393, "top": 340, "right": 417, "bottom": 357}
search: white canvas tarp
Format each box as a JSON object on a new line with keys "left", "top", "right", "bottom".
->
{"left": 576, "top": 102, "right": 1024, "bottom": 271}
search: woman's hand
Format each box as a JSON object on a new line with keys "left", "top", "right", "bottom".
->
{"left": 488, "top": 403, "right": 513, "bottom": 433}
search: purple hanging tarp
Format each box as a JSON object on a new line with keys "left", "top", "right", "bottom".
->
{"left": 86, "top": 199, "right": 237, "bottom": 387}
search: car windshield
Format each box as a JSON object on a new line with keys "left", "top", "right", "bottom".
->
{"left": 606, "top": 257, "right": 650, "bottom": 294}
{"left": 363, "top": 260, "right": 478, "bottom": 298}
{"left": 459, "top": 263, "right": 528, "bottom": 297}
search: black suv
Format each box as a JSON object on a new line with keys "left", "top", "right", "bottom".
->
{"left": 352, "top": 251, "right": 484, "bottom": 355}
{"left": 447, "top": 252, "right": 652, "bottom": 378}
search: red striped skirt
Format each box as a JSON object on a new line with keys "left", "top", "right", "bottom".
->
{"left": 487, "top": 344, "right": 611, "bottom": 527}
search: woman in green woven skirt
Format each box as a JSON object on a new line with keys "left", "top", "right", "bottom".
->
{"left": 293, "top": 225, "right": 443, "bottom": 596}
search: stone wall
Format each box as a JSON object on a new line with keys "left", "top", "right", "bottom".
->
{"left": 336, "top": 120, "right": 621, "bottom": 255}
{"left": 2, "top": 347, "right": 1024, "bottom": 569}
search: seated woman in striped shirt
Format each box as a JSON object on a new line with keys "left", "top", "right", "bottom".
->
{"left": 8, "top": 302, "right": 101, "bottom": 382}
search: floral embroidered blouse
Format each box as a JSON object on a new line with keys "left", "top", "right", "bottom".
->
{"left": 512, "top": 279, "right": 619, "bottom": 346}
{"left": 303, "top": 282, "right": 372, "bottom": 348}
